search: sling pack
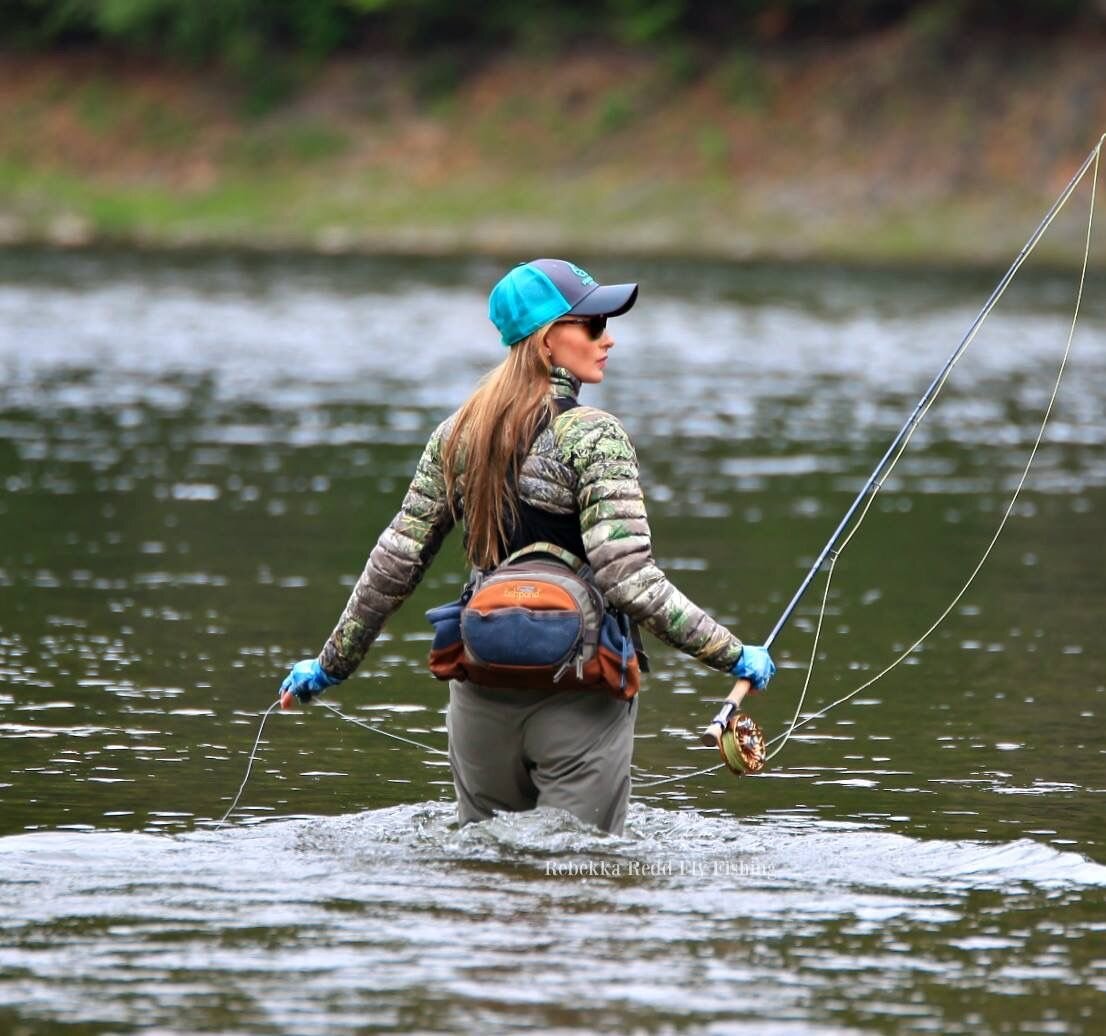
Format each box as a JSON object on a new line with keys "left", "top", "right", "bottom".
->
{"left": 425, "top": 542, "right": 641, "bottom": 700}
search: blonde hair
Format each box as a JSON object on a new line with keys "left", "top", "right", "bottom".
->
{"left": 442, "top": 325, "right": 556, "bottom": 569}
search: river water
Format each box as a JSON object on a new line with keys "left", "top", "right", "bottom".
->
{"left": 0, "top": 248, "right": 1104, "bottom": 1034}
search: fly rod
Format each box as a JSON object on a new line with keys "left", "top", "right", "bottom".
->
{"left": 702, "top": 136, "right": 1105, "bottom": 762}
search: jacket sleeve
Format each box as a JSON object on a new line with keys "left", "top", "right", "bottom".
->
{"left": 563, "top": 408, "right": 743, "bottom": 673}
{"left": 319, "top": 419, "right": 455, "bottom": 679}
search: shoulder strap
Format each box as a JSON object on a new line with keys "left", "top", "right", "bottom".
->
{"left": 503, "top": 541, "right": 586, "bottom": 572}
{"left": 511, "top": 396, "right": 577, "bottom": 480}
{"left": 528, "top": 395, "right": 578, "bottom": 446}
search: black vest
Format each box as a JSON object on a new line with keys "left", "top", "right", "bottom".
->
{"left": 500, "top": 397, "right": 585, "bottom": 559}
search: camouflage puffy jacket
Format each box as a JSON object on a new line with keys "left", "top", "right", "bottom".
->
{"left": 319, "top": 367, "right": 743, "bottom": 679}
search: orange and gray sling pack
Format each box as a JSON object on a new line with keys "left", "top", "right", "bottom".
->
{"left": 425, "top": 542, "right": 641, "bottom": 700}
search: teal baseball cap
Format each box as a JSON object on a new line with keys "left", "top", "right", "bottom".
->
{"left": 488, "top": 259, "right": 638, "bottom": 346}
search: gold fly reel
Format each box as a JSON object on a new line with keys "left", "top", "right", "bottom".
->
{"left": 718, "top": 712, "right": 766, "bottom": 775}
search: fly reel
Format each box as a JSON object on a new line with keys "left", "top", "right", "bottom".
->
{"left": 718, "top": 712, "right": 766, "bottom": 775}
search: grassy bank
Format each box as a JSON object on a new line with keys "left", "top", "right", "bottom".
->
{"left": 2, "top": 29, "right": 1105, "bottom": 265}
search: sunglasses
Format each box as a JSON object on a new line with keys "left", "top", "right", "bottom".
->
{"left": 556, "top": 315, "right": 607, "bottom": 339}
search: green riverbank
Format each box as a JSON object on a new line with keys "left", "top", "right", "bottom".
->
{"left": 2, "top": 30, "right": 1105, "bottom": 265}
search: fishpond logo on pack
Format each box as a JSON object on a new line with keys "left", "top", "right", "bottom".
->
{"left": 504, "top": 583, "right": 541, "bottom": 600}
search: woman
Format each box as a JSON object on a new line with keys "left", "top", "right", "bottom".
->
{"left": 279, "top": 258, "right": 774, "bottom": 834}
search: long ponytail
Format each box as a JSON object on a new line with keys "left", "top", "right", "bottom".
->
{"left": 442, "top": 327, "right": 554, "bottom": 569}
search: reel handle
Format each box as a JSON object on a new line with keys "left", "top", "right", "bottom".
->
{"left": 701, "top": 678, "right": 752, "bottom": 748}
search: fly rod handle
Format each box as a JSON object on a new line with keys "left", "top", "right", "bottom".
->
{"left": 701, "top": 678, "right": 753, "bottom": 747}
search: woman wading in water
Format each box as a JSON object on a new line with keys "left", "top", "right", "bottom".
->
{"left": 279, "top": 259, "right": 774, "bottom": 834}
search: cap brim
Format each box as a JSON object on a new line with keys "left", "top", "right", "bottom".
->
{"left": 568, "top": 282, "right": 638, "bottom": 318}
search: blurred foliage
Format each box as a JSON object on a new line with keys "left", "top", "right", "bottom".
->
{"left": 4, "top": 0, "right": 1100, "bottom": 58}
{"left": 717, "top": 47, "right": 772, "bottom": 109}
{"left": 2, "top": 0, "right": 1101, "bottom": 108}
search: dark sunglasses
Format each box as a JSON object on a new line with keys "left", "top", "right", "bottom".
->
{"left": 556, "top": 315, "right": 607, "bottom": 339}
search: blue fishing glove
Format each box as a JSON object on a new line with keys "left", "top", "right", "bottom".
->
{"left": 730, "top": 644, "right": 776, "bottom": 690}
{"left": 279, "top": 658, "right": 343, "bottom": 703}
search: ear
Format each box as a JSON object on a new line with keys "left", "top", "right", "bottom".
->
{"left": 539, "top": 329, "right": 553, "bottom": 360}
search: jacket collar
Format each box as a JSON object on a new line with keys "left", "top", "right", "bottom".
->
{"left": 550, "top": 366, "right": 581, "bottom": 403}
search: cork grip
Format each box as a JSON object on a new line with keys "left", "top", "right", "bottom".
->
{"left": 700, "top": 678, "right": 752, "bottom": 747}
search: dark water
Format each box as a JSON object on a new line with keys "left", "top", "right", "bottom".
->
{"left": 1, "top": 249, "right": 1104, "bottom": 1034}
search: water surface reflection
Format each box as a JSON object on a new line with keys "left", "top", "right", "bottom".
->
{"left": 1, "top": 250, "right": 1103, "bottom": 1033}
